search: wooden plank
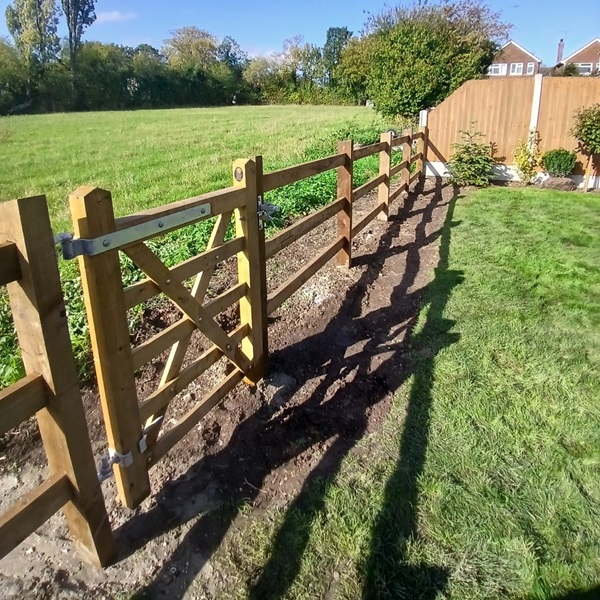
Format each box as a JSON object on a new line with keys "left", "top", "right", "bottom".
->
{"left": 401, "top": 129, "right": 412, "bottom": 194}
{"left": 70, "top": 187, "right": 151, "bottom": 511}
{"left": 413, "top": 131, "right": 424, "bottom": 140}
{"left": 150, "top": 369, "right": 244, "bottom": 465}
{"left": 353, "top": 141, "right": 387, "bottom": 161}
{"left": 123, "top": 236, "right": 244, "bottom": 309}
{"left": 3, "top": 194, "right": 116, "bottom": 566}
{"left": 124, "top": 243, "right": 251, "bottom": 374}
{"left": 0, "top": 374, "right": 47, "bottom": 436}
{"left": 391, "top": 133, "right": 411, "bottom": 148}
{"left": 139, "top": 323, "right": 248, "bottom": 422}
{"left": 352, "top": 204, "right": 385, "bottom": 238}
{"left": 267, "top": 236, "right": 345, "bottom": 315}
{"left": 389, "top": 183, "right": 408, "bottom": 203}
{"left": 410, "top": 171, "right": 421, "bottom": 185}
{"left": 410, "top": 152, "right": 424, "bottom": 165}
{"left": 263, "top": 153, "right": 345, "bottom": 192}
{"left": 265, "top": 198, "right": 345, "bottom": 260}
{"left": 141, "top": 211, "right": 235, "bottom": 452}
{"left": 390, "top": 160, "right": 409, "bottom": 178}
{"left": 352, "top": 173, "right": 386, "bottom": 202}
{"left": 131, "top": 282, "right": 247, "bottom": 370}
{"left": 115, "top": 186, "right": 245, "bottom": 229}
{"left": 0, "top": 473, "right": 72, "bottom": 561}
{"left": 336, "top": 141, "right": 353, "bottom": 267}
{"left": 420, "top": 125, "right": 429, "bottom": 176}
{"left": 0, "top": 242, "right": 21, "bottom": 286}
{"left": 378, "top": 132, "right": 392, "bottom": 223}
{"left": 233, "top": 157, "right": 268, "bottom": 384}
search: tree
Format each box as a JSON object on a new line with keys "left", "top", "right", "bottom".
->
{"left": 0, "top": 37, "right": 29, "bottom": 112}
{"left": 163, "top": 27, "right": 218, "bottom": 69}
{"left": 356, "top": 0, "right": 510, "bottom": 116}
{"left": 322, "top": 26, "right": 352, "bottom": 85}
{"left": 60, "top": 0, "right": 96, "bottom": 90}
{"left": 5, "top": 0, "right": 59, "bottom": 69}
{"left": 337, "top": 36, "right": 374, "bottom": 104}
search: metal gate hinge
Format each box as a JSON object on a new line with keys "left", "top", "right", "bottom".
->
{"left": 53, "top": 202, "right": 212, "bottom": 260}
{"left": 97, "top": 449, "right": 133, "bottom": 483}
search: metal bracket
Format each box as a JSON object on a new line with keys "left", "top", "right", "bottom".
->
{"left": 97, "top": 448, "right": 133, "bottom": 483}
{"left": 257, "top": 196, "right": 280, "bottom": 229}
{"left": 54, "top": 202, "right": 212, "bottom": 260}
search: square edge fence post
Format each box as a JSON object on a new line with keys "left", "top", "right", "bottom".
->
{"left": 401, "top": 128, "right": 412, "bottom": 193}
{"left": 417, "top": 125, "right": 428, "bottom": 179}
{"left": 336, "top": 139, "right": 354, "bottom": 267}
{"left": 0, "top": 195, "right": 116, "bottom": 567}
{"left": 69, "top": 186, "right": 151, "bottom": 509}
{"left": 378, "top": 131, "right": 393, "bottom": 221}
{"left": 232, "top": 157, "right": 268, "bottom": 384}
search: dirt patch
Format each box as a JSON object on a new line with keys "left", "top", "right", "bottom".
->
{"left": 0, "top": 178, "right": 458, "bottom": 599}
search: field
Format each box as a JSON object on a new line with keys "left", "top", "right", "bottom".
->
{"left": 0, "top": 105, "right": 387, "bottom": 386}
{"left": 202, "top": 186, "right": 600, "bottom": 599}
{"left": 0, "top": 105, "right": 380, "bottom": 231}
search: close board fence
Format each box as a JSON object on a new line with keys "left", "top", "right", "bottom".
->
{"left": 0, "top": 126, "right": 428, "bottom": 563}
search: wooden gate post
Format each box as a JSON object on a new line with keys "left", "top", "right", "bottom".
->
{"left": 1, "top": 196, "right": 116, "bottom": 567}
{"left": 378, "top": 131, "right": 393, "bottom": 221}
{"left": 69, "top": 187, "right": 151, "bottom": 509}
{"left": 417, "top": 125, "right": 428, "bottom": 179}
{"left": 401, "top": 129, "right": 412, "bottom": 194}
{"left": 337, "top": 139, "right": 354, "bottom": 267}
{"left": 232, "top": 158, "right": 268, "bottom": 384}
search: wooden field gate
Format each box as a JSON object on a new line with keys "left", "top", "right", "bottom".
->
{"left": 1, "top": 126, "right": 427, "bottom": 561}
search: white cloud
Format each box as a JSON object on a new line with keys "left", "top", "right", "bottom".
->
{"left": 96, "top": 11, "right": 137, "bottom": 24}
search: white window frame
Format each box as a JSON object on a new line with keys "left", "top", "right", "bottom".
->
{"left": 510, "top": 62, "right": 524, "bottom": 76}
{"left": 577, "top": 63, "right": 593, "bottom": 75}
{"left": 488, "top": 63, "right": 507, "bottom": 76}
{"left": 526, "top": 62, "right": 535, "bottom": 75}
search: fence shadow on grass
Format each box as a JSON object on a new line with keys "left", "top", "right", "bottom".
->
{"left": 125, "top": 178, "right": 462, "bottom": 600}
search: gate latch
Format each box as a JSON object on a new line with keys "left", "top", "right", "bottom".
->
{"left": 257, "top": 197, "right": 280, "bottom": 229}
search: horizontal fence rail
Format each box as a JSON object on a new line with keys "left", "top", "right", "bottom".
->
{"left": 0, "top": 124, "right": 429, "bottom": 564}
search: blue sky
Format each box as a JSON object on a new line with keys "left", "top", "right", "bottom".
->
{"left": 0, "top": 0, "right": 597, "bottom": 65}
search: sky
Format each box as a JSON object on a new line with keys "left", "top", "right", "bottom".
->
{"left": 0, "top": 0, "right": 597, "bottom": 65}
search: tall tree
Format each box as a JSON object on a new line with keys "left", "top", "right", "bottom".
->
{"left": 322, "top": 26, "right": 352, "bottom": 85}
{"left": 163, "top": 27, "right": 218, "bottom": 69}
{"left": 60, "top": 0, "right": 96, "bottom": 86}
{"left": 5, "top": 0, "right": 59, "bottom": 69}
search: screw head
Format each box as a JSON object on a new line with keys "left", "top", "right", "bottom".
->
{"left": 234, "top": 167, "right": 244, "bottom": 182}
{"left": 200, "top": 207, "right": 206, "bottom": 215}
{"left": 226, "top": 344, "right": 232, "bottom": 351}
{"left": 165, "top": 279, "right": 171, "bottom": 285}
{"left": 102, "top": 239, "right": 110, "bottom": 248}
{"left": 158, "top": 221, "right": 164, "bottom": 228}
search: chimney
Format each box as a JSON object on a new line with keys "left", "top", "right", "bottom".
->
{"left": 557, "top": 38, "right": 565, "bottom": 64}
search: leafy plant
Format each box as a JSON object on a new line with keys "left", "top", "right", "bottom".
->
{"left": 541, "top": 148, "right": 577, "bottom": 177}
{"left": 572, "top": 103, "right": 600, "bottom": 156}
{"left": 514, "top": 130, "right": 541, "bottom": 184}
{"left": 447, "top": 126, "right": 495, "bottom": 187}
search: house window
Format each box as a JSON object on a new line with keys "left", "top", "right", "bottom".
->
{"left": 510, "top": 63, "right": 523, "bottom": 75}
{"left": 527, "top": 62, "right": 535, "bottom": 75}
{"left": 488, "top": 63, "right": 507, "bottom": 76}
{"left": 577, "top": 63, "right": 593, "bottom": 75}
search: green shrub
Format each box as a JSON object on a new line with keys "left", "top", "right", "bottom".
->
{"left": 541, "top": 148, "right": 577, "bottom": 177}
{"left": 513, "top": 130, "right": 541, "bottom": 184}
{"left": 572, "top": 103, "right": 600, "bottom": 156}
{"left": 447, "top": 126, "right": 494, "bottom": 187}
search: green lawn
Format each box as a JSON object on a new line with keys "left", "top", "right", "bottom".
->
{"left": 210, "top": 187, "right": 600, "bottom": 599}
{"left": 0, "top": 105, "right": 378, "bottom": 231}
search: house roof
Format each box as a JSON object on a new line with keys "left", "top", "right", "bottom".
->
{"left": 499, "top": 40, "right": 542, "bottom": 63}
{"left": 562, "top": 38, "right": 600, "bottom": 63}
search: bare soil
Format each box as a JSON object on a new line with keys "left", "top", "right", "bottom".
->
{"left": 0, "top": 178, "right": 457, "bottom": 599}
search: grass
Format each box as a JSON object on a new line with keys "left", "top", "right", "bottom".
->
{"left": 0, "top": 105, "right": 393, "bottom": 387}
{"left": 0, "top": 105, "right": 379, "bottom": 231}
{"left": 206, "top": 187, "right": 600, "bottom": 599}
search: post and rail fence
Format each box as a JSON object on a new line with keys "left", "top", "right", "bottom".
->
{"left": 0, "top": 126, "right": 428, "bottom": 563}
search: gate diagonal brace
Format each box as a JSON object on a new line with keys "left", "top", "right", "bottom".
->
{"left": 54, "top": 203, "right": 212, "bottom": 259}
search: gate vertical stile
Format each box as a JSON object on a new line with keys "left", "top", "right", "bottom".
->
{"left": 70, "top": 186, "right": 151, "bottom": 509}
{"left": 378, "top": 130, "right": 393, "bottom": 221}
{"left": 232, "top": 157, "right": 268, "bottom": 384}
{"left": 336, "top": 140, "right": 354, "bottom": 268}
